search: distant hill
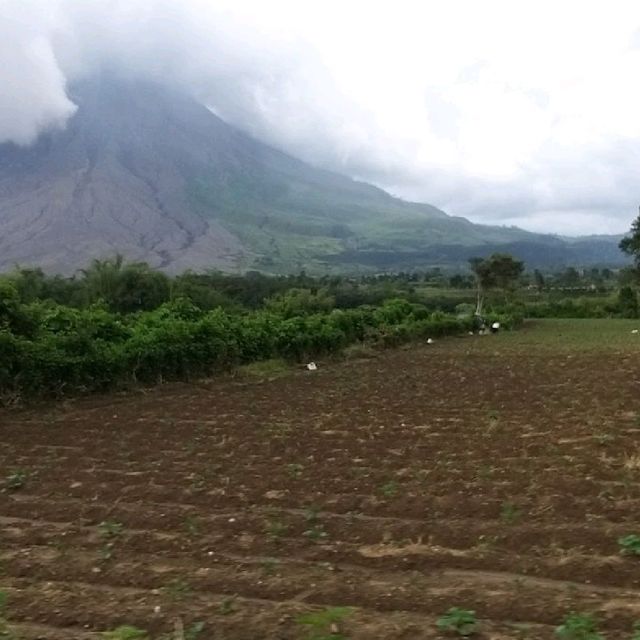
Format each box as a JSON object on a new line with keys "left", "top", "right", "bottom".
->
{"left": 0, "top": 74, "right": 628, "bottom": 274}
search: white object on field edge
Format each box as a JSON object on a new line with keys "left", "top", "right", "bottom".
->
{"left": 427, "top": 338, "right": 434, "bottom": 344}
{"left": 307, "top": 362, "right": 318, "bottom": 371}
{"left": 632, "top": 329, "right": 639, "bottom": 334}
{"left": 492, "top": 322, "right": 500, "bottom": 329}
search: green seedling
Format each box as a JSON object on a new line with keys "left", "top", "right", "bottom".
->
{"left": 436, "top": 607, "right": 478, "bottom": 636}
{"left": 98, "top": 520, "right": 124, "bottom": 539}
{"left": 184, "top": 515, "right": 200, "bottom": 536}
{"left": 594, "top": 433, "right": 614, "bottom": 446}
{"left": 619, "top": 534, "right": 640, "bottom": 556}
{"left": 185, "top": 621, "right": 205, "bottom": 639}
{"left": 297, "top": 606, "right": 354, "bottom": 640}
{"left": 99, "top": 543, "right": 115, "bottom": 562}
{"left": 261, "top": 558, "right": 279, "bottom": 575}
{"left": 555, "top": 613, "right": 603, "bottom": 639}
{"left": 219, "top": 596, "right": 237, "bottom": 615}
{"left": 287, "top": 463, "right": 304, "bottom": 478}
{"left": 380, "top": 481, "right": 398, "bottom": 498}
{"left": 5, "top": 471, "right": 27, "bottom": 491}
{"left": 264, "top": 518, "right": 288, "bottom": 541}
{"left": 101, "top": 626, "right": 149, "bottom": 640}
{"left": 162, "top": 579, "right": 192, "bottom": 601}
{"left": 500, "top": 501, "right": 522, "bottom": 524}
{"left": 304, "top": 524, "right": 328, "bottom": 542}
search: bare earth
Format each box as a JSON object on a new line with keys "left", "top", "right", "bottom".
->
{"left": 2, "top": 320, "right": 640, "bottom": 639}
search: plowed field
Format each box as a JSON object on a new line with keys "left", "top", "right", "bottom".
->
{"left": 2, "top": 320, "right": 640, "bottom": 639}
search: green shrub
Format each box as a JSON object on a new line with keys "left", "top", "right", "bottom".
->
{"left": 436, "top": 607, "right": 478, "bottom": 636}
{"left": 618, "top": 286, "right": 639, "bottom": 318}
{"left": 618, "top": 534, "right": 640, "bottom": 556}
{"left": 555, "top": 613, "right": 603, "bottom": 639}
{"left": 0, "top": 296, "right": 516, "bottom": 401}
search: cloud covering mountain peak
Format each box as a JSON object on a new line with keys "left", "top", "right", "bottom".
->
{"left": 1, "top": 0, "right": 639, "bottom": 235}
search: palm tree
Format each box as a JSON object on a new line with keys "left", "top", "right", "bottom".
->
{"left": 80, "top": 254, "right": 125, "bottom": 304}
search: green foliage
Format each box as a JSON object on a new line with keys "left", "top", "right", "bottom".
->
{"left": 81, "top": 255, "right": 170, "bottom": 313}
{"left": 5, "top": 471, "right": 27, "bottom": 491}
{"left": 500, "top": 501, "right": 522, "bottom": 524}
{"left": 632, "top": 621, "right": 640, "bottom": 640}
{"left": 620, "top": 212, "right": 640, "bottom": 270}
{"left": 0, "top": 282, "right": 38, "bottom": 338}
{"left": 380, "top": 480, "right": 399, "bottom": 498}
{"left": 618, "top": 286, "right": 638, "bottom": 318}
{"left": 264, "top": 518, "right": 288, "bottom": 541}
{"left": 286, "top": 463, "right": 304, "bottom": 478}
{"left": 101, "top": 626, "right": 149, "bottom": 640}
{"left": 303, "top": 523, "right": 328, "bottom": 542}
{"left": 218, "top": 597, "right": 236, "bottom": 616}
{"left": 184, "top": 622, "right": 205, "bottom": 639}
{"left": 469, "top": 253, "right": 524, "bottom": 315}
{"left": 618, "top": 534, "right": 640, "bottom": 556}
{"left": 296, "top": 606, "right": 354, "bottom": 640}
{"left": 470, "top": 254, "right": 525, "bottom": 291}
{"left": 554, "top": 613, "right": 603, "bottom": 639}
{"left": 0, "top": 288, "right": 500, "bottom": 401}
{"left": 264, "top": 287, "right": 335, "bottom": 317}
{"left": 98, "top": 520, "right": 124, "bottom": 539}
{"left": 436, "top": 607, "right": 478, "bottom": 636}
{"left": 162, "top": 579, "right": 192, "bottom": 601}
{"left": 524, "top": 296, "right": 618, "bottom": 319}
{"left": 0, "top": 258, "right": 531, "bottom": 402}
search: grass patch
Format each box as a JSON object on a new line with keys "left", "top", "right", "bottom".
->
{"left": 486, "top": 319, "right": 640, "bottom": 353}
{"left": 236, "top": 359, "right": 291, "bottom": 381}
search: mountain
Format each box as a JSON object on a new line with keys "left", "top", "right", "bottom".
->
{"left": 0, "top": 74, "right": 627, "bottom": 274}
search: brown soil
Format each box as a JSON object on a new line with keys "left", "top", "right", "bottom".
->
{"left": 2, "top": 326, "right": 640, "bottom": 638}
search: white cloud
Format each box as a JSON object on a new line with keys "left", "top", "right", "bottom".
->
{"left": 0, "top": 0, "right": 639, "bottom": 234}
{"left": 0, "top": 1, "right": 75, "bottom": 145}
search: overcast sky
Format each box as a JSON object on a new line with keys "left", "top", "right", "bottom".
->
{"left": 2, "top": 0, "right": 640, "bottom": 235}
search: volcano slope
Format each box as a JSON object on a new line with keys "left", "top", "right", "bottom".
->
{"left": 2, "top": 319, "right": 640, "bottom": 639}
{"left": 0, "top": 74, "right": 626, "bottom": 275}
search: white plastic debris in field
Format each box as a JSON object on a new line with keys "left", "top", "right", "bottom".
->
{"left": 427, "top": 338, "right": 434, "bottom": 344}
{"left": 632, "top": 329, "right": 639, "bottom": 334}
{"left": 307, "top": 362, "right": 318, "bottom": 371}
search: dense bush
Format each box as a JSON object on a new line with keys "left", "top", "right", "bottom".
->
{"left": 0, "top": 292, "right": 520, "bottom": 402}
{"left": 523, "top": 296, "right": 619, "bottom": 319}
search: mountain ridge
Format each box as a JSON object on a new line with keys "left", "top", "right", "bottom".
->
{"left": 0, "top": 74, "right": 627, "bottom": 274}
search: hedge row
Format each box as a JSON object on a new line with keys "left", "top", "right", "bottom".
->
{"left": 0, "top": 296, "right": 518, "bottom": 401}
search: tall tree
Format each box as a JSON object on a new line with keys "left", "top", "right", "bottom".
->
{"left": 470, "top": 253, "right": 524, "bottom": 315}
{"left": 81, "top": 254, "right": 125, "bottom": 304}
{"left": 620, "top": 206, "right": 640, "bottom": 272}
